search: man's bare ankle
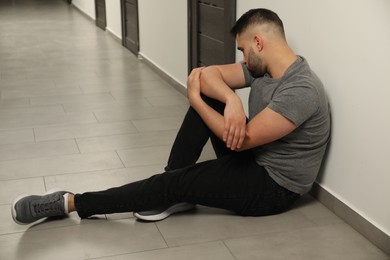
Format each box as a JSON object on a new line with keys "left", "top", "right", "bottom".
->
{"left": 67, "top": 193, "right": 75, "bottom": 213}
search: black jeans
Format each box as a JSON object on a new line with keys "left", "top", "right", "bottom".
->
{"left": 74, "top": 97, "right": 300, "bottom": 218}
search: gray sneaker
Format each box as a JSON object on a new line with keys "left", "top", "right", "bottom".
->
{"left": 133, "top": 202, "right": 195, "bottom": 222}
{"left": 11, "top": 191, "right": 69, "bottom": 225}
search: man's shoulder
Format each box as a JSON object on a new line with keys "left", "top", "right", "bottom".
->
{"left": 284, "top": 59, "right": 323, "bottom": 91}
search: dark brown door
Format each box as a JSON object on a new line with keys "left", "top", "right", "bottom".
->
{"left": 121, "top": 0, "right": 139, "bottom": 55}
{"left": 188, "top": 0, "right": 236, "bottom": 73}
{"left": 95, "top": 0, "right": 106, "bottom": 30}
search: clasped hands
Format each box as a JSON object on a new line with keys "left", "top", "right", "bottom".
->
{"left": 187, "top": 68, "right": 247, "bottom": 151}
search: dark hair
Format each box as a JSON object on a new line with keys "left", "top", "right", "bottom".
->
{"left": 230, "top": 8, "right": 285, "bottom": 37}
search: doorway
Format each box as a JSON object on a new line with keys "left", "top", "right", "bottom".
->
{"left": 188, "top": 0, "right": 236, "bottom": 73}
{"left": 95, "top": 0, "right": 106, "bottom": 30}
{"left": 121, "top": 0, "right": 139, "bottom": 55}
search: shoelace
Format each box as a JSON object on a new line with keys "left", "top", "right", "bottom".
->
{"left": 32, "top": 195, "right": 62, "bottom": 216}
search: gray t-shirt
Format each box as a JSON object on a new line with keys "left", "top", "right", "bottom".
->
{"left": 242, "top": 56, "right": 330, "bottom": 195}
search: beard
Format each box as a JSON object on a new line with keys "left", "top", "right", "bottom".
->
{"left": 247, "top": 48, "right": 266, "bottom": 78}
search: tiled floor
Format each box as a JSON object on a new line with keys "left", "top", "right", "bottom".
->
{"left": 0, "top": 1, "right": 388, "bottom": 259}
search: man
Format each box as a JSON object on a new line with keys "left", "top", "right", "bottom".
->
{"left": 12, "top": 8, "right": 330, "bottom": 225}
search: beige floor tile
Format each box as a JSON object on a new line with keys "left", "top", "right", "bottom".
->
{"left": 0, "top": 74, "right": 58, "bottom": 85}
{"left": 117, "top": 145, "right": 171, "bottom": 168}
{"left": 1, "top": 85, "right": 83, "bottom": 99}
{"left": 30, "top": 70, "right": 98, "bottom": 82}
{"left": 98, "top": 241, "right": 235, "bottom": 260}
{"left": 44, "top": 164, "right": 164, "bottom": 195}
{"left": 0, "top": 152, "right": 124, "bottom": 181}
{"left": 198, "top": 140, "right": 217, "bottom": 162}
{"left": 0, "top": 71, "right": 27, "bottom": 81}
{"left": 0, "top": 105, "right": 65, "bottom": 117}
{"left": 0, "top": 77, "right": 55, "bottom": 89}
{"left": 76, "top": 220, "right": 167, "bottom": 259}
{"left": 0, "top": 128, "right": 34, "bottom": 145}
{"left": 0, "top": 140, "right": 79, "bottom": 161}
{"left": 132, "top": 116, "right": 184, "bottom": 132}
{"left": 0, "top": 60, "right": 47, "bottom": 71}
{"left": 94, "top": 105, "right": 186, "bottom": 122}
{"left": 224, "top": 223, "right": 389, "bottom": 260}
{"left": 79, "top": 78, "right": 171, "bottom": 94}
{"left": 76, "top": 130, "right": 177, "bottom": 153}
{"left": 98, "top": 68, "right": 163, "bottom": 83}
{"left": 293, "top": 194, "right": 345, "bottom": 226}
{"left": 0, "top": 204, "right": 38, "bottom": 235}
{"left": 63, "top": 97, "right": 152, "bottom": 113}
{"left": 0, "top": 219, "right": 167, "bottom": 260}
{"left": 110, "top": 88, "right": 179, "bottom": 100}
{"left": 0, "top": 98, "right": 30, "bottom": 109}
{"left": 146, "top": 94, "right": 189, "bottom": 107}
{"left": 156, "top": 206, "right": 317, "bottom": 247}
{"left": 30, "top": 92, "right": 115, "bottom": 106}
{"left": 34, "top": 121, "right": 139, "bottom": 142}
{"left": 0, "top": 111, "right": 97, "bottom": 130}
{"left": 0, "top": 204, "right": 90, "bottom": 236}
{"left": 0, "top": 177, "right": 45, "bottom": 204}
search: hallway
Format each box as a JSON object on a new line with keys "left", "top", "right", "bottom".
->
{"left": 0, "top": 1, "right": 388, "bottom": 259}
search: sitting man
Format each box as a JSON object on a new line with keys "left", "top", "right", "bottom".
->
{"left": 12, "top": 8, "right": 330, "bottom": 225}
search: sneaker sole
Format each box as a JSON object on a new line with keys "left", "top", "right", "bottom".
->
{"left": 11, "top": 188, "right": 67, "bottom": 225}
{"left": 134, "top": 203, "right": 195, "bottom": 222}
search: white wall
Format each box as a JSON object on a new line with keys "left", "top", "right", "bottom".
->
{"left": 105, "top": 0, "right": 122, "bottom": 39}
{"left": 237, "top": 0, "right": 390, "bottom": 236}
{"left": 72, "top": 0, "right": 95, "bottom": 19}
{"left": 138, "top": 0, "right": 188, "bottom": 85}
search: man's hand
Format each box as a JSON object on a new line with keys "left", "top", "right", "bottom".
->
{"left": 223, "top": 93, "right": 246, "bottom": 150}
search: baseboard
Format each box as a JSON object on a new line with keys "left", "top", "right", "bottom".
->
{"left": 106, "top": 28, "right": 122, "bottom": 44}
{"left": 310, "top": 182, "right": 390, "bottom": 256}
{"left": 137, "top": 53, "right": 187, "bottom": 96}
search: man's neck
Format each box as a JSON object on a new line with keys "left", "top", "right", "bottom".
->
{"left": 267, "top": 47, "right": 297, "bottom": 79}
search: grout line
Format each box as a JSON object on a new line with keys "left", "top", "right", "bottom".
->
{"left": 222, "top": 240, "right": 238, "bottom": 260}
{"left": 155, "top": 223, "right": 169, "bottom": 248}
{"left": 32, "top": 127, "right": 37, "bottom": 143}
{"left": 43, "top": 175, "right": 48, "bottom": 192}
{"left": 91, "top": 111, "right": 99, "bottom": 123}
{"left": 115, "top": 150, "right": 126, "bottom": 168}
{"left": 74, "top": 138, "right": 81, "bottom": 154}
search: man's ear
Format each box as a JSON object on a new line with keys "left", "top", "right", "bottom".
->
{"left": 253, "top": 35, "right": 263, "bottom": 52}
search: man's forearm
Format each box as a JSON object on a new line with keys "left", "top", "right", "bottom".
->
{"left": 199, "top": 66, "right": 236, "bottom": 103}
